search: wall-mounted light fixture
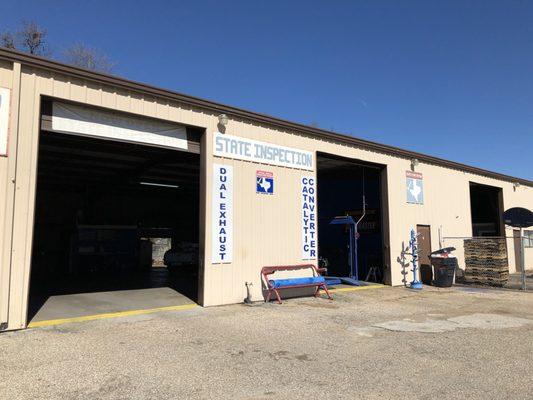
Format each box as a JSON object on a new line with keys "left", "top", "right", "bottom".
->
{"left": 410, "top": 158, "right": 419, "bottom": 171}
{"left": 217, "top": 114, "right": 229, "bottom": 134}
{"left": 218, "top": 114, "right": 229, "bottom": 127}
{"left": 513, "top": 182, "right": 521, "bottom": 192}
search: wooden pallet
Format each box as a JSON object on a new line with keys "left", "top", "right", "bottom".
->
{"left": 465, "top": 264, "right": 508, "bottom": 270}
{"left": 464, "top": 272, "right": 507, "bottom": 277}
{"left": 465, "top": 254, "right": 508, "bottom": 260}
{"left": 463, "top": 280, "right": 506, "bottom": 288}
{"left": 464, "top": 243, "right": 506, "bottom": 253}
{"left": 464, "top": 272, "right": 508, "bottom": 280}
{"left": 464, "top": 276, "right": 507, "bottom": 281}
{"left": 462, "top": 238, "right": 509, "bottom": 287}
{"left": 465, "top": 263, "right": 508, "bottom": 269}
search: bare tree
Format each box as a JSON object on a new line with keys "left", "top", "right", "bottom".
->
{"left": 0, "top": 21, "right": 49, "bottom": 55}
{"left": 0, "top": 22, "right": 116, "bottom": 74}
{"left": 64, "top": 43, "right": 115, "bottom": 73}
{"left": 0, "top": 31, "right": 16, "bottom": 49}
{"left": 17, "top": 21, "right": 49, "bottom": 55}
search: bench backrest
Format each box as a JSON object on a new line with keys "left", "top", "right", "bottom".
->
{"left": 261, "top": 264, "right": 321, "bottom": 278}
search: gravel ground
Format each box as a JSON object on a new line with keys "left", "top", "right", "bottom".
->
{"left": 1, "top": 286, "right": 532, "bottom": 399}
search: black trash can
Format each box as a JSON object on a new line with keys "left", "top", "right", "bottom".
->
{"left": 419, "top": 264, "right": 433, "bottom": 285}
{"left": 431, "top": 256, "right": 457, "bottom": 287}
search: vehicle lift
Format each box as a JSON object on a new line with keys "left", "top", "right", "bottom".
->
{"left": 326, "top": 197, "right": 368, "bottom": 286}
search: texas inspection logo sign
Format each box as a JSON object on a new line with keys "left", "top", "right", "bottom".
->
{"left": 406, "top": 170, "right": 423, "bottom": 204}
{"left": 256, "top": 170, "right": 274, "bottom": 195}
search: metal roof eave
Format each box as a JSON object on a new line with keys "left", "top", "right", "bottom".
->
{"left": 0, "top": 47, "right": 531, "bottom": 187}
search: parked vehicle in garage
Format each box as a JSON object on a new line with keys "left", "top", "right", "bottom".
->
{"left": 164, "top": 242, "right": 199, "bottom": 271}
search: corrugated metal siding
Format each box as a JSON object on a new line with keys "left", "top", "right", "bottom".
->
{"left": 3, "top": 66, "right": 220, "bottom": 328}
{"left": 0, "top": 60, "right": 15, "bottom": 328}
{"left": 0, "top": 63, "right": 532, "bottom": 329}
{"left": 202, "top": 119, "right": 533, "bottom": 305}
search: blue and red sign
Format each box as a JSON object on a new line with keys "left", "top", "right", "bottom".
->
{"left": 256, "top": 170, "right": 274, "bottom": 195}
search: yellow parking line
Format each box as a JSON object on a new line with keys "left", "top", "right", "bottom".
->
{"left": 329, "top": 284, "right": 386, "bottom": 293}
{"left": 27, "top": 303, "right": 198, "bottom": 328}
{"left": 28, "top": 285, "right": 386, "bottom": 328}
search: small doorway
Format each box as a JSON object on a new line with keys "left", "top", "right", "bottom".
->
{"left": 417, "top": 225, "right": 432, "bottom": 284}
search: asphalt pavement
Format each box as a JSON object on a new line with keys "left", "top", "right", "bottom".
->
{"left": 1, "top": 285, "right": 532, "bottom": 399}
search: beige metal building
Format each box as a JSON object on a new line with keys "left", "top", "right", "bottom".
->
{"left": 0, "top": 48, "right": 532, "bottom": 331}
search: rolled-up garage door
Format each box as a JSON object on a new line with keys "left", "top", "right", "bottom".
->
{"left": 40, "top": 99, "right": 200, "bottom": 153}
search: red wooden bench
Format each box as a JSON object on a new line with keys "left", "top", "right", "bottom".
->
{"left": 261, "top": 264, "right": 333, "bottom": 304}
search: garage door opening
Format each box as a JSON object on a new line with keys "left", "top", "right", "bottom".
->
{"left": 469, "top": 182, "right": 504, "bottom": 237}
{"left": 28, "top": 104, "right": 203, "bottom": 324}
{"left": 317, "top": 153, "right": 386, "bottom": 283}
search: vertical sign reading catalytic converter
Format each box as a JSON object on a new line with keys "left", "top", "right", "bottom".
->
{"left": 212, "top": 164, "right": 233, "bottom": 263}
{"left": 302, "top": 176, "right": 317, "bottom": 260}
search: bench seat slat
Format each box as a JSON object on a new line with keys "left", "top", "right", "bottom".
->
{"left": 269, "top": 276, "right": 325, "bottom": 288}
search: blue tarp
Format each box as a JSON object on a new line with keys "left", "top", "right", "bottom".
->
{"left": 269, "top": 276, "right": 325, "bottom": 288}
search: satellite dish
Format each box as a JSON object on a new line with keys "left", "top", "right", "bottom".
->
{"left": 503, "top": 207, "right": 533, "bottom": 228}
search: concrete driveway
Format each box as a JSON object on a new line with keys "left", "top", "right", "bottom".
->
{"left": 1, "top": 285, "right": 532, "bottom": 399}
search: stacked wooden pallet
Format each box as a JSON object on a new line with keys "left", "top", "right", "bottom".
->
{"left": 463, "top": 239, "right": 508, "bottom": 287}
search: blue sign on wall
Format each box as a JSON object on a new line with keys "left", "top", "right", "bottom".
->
{"left": 256, "top": 170, "right": 274, "bottom": 195}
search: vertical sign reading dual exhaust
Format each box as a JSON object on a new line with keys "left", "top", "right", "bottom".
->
{"left": 302, "top": 176, "right": 317, "bottom": 260}
{"left": 212, "top": 164, "right": 233, "bottom": 263}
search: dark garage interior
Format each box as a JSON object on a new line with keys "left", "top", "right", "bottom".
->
{"left": 469, "top": 182, "right": 504, "bottom": 237}
{"left": 317, "top": 153, "right": 385, "bottom": 282}
{"left": 28, "top": 130, "right": 201, "bottom": 322}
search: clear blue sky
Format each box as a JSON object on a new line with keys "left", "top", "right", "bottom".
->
{"left": 2, "top": 1, "right": 532, "bottom": 179}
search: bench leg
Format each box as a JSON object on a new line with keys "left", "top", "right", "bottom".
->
{"left": 322, "top": 284, "right": 333, "bottom": 300}
{"left": 315, "top": 285, "right": 330, "bottom": 299}
{"left": 273, "top": 288, "right": 283, "bottom": 304}
{"left": 265, "top": 288, "right": 283, "bottom": 304}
